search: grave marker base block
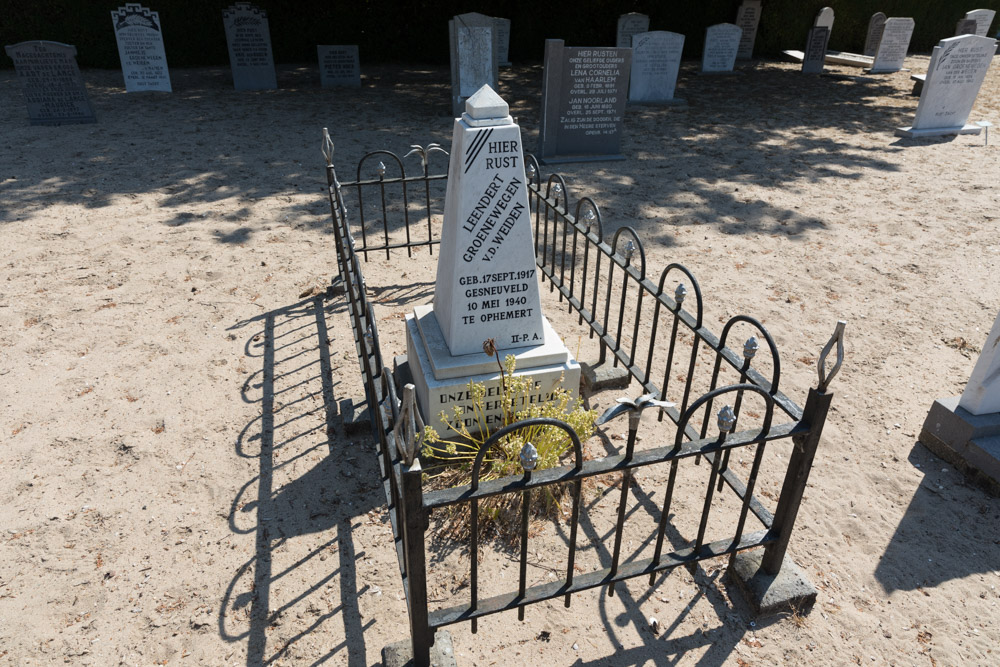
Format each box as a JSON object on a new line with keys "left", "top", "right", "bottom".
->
{"left": 918, "top": 396, "right": 1000, "bottom": 495}
{"left": 406, "top": 307, "right": 580, "bottom": 438}
{"left": 895, "top": 124, "right": 982, "bottom": 138}
{"left": 728, "top": 550, "right": 817, "bottom": 616}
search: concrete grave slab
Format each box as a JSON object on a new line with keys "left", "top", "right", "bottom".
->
{"left": 222, "top": 2, "right": 276, "bottom": 90}
{"left": 4, "top": 41, "right": 96, "bottom": 125}
{"left": 111, "top": 3, "right": 171, "bottom": 92}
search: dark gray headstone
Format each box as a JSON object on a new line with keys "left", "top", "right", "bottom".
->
{"left": 897, "top": 34, "right": 998, "bottom": 137}
{"left": 538, "top": 40, "right": 631, "bottom": 164}
{"left": 870, "top": 17, "right": 914, "bottom": 74}
{"left": 317, "top": 45, "right": 360, "bottom": 88}
{"left": 494, "top": 17, "right": 511, "bottom": 66}
{"left": 735, "top": 0, "right": 762, "bottom": 60}
{"left": 702, "top": 23, "right": 742, "bottom": 73}
{"left": 222, "top": 2, "right": 276, "bottom": 90}
{"left": 630, "top": 31, "right": 685, "bottom": 103}
{"left": 802, "top": 27, "right": 830, "bottom": 74}
{"left": 448, "top": 12, "right": 498, "bottom": 116}
{"left": 616, "top": 13, "right": 650, "bottom": 48}
{"left": 956, "top": 18, "right": 978, "bottom": 36}
{"left": 863, "top": 12, "right": 887, "bottom": 57}
{"left": 4, "top": 41, "right": 96, "bottom": 125}
{"left": 111, "top": 4, "right": 171, "bottom": 92}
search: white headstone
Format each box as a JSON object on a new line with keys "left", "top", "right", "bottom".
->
{"left": 4, "top": 41, "right": 96, "bottom": 125}
{"left": 111, "top": 4, "right": 171, "bottom": 92}
{"left": 494, "top": 17, "right": 511, "bottom": 66}
{"left": 863, "top": 12, "right": 887, "bottom": 57}
{"left": 629, "top": 31, "right": 685, "bottom": 103}
{"left": 617, "top": 13, "right": 650, "bottom": 48}
{"left": 735, "top": 0, "right": 762, "bottom": 59}
{"left": 802, "top": 26, "right": 830, "bottom": 74}
{"left": 449, "top": 12, "right": 498, "bottom": 116}
{"left": 964, "top": 9, "right": 996, "bottom": 37}
{"left": 222, "top": 2, "right": 276, "bottom": 90}
{"left": 317, "top": 45, "right": 360, "bottom": 87}
{"left": 959, "top": 311, "right": 1000, "bottom": 415}
{"left": 815, "top": 7, "right": 835, "bottom": 32}
{"left": 702, "top": 23, "right": 742, "bottom": 73}
{"left": 897, "top": 34, "right": 997, "bottom": 137}
{"left": 870, "top": 17, "right": 915, "bottom": 73}
{"left": 433, "top": 85, "right": 544, "bottom": 355}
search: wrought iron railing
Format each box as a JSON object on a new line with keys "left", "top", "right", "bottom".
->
{"left": 322, "top": 130, "right": 844, "bottom": 666}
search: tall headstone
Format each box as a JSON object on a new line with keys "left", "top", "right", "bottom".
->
{"left": 863, "top": 12, "right": 887, "bottom": 57}
{"left": 617, "top": 13, "right": 650, "bottom": 48}
{"left": 869, "top": 17, "right": 915, "bottom": 73}
{"left": 735, "top": 0, "right": 762, "bottom": 59}
{"left": 815, "top": 7, "right": 835, "bottom": 32}
{"left": 494, "top": 17, "right": 511, "bottom": 67}
{"left": 538, "top": 40, "right": 631, "bottom": 164}
{"left": 222, "top": 2, "right": 276, "bottom": 90}
{"left": 111, "top": 3, "right": 171, "bottom": 92}
{"left": 802, "top": 27, "right": 830, "bottom": 74}
{"left": 317, "top": 45, "right": 360, "bottom": 88}
{"left": 449, "top": 12, "right": 499, "bottom": 117}
{"left": 629, "top": 31, "right": 685, "bottom": 103}
{"left": 4, "top": 41, "right": 96, "bottom": 125}
{"left": 896, "top": 34, "right": 997, "bottom": 137}
{"left": 702, "top": 23, "right": 742, "bottom": 73}
{"left": 919, "top": 310, "right": 1000, "bottom": 494}
{"left": 956, "top": 18, "right": 979, "bottom": 36}
{"left": 964, "top": 9, "right": 996, "bottom": 37}
{"left": 406, "top": 85, "right": 580, "bottom": 437}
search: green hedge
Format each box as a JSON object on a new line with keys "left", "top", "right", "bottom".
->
{"left": 2, "top": 1, "right": 999, "bottom": 69}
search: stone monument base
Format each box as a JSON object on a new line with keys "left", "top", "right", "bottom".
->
{"left": 728, "top": 549, "right": 817, "bottom": 616}
{"left": 918, "top": 396, "right": 1000, "bottom": 495}
{"left": 406, "top": 305, "right": 581, "bottom": 438}
{"left": 895, "top": 124, "right": 982, "bottom": 138}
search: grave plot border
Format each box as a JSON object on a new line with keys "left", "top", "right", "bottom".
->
{"left": 321, "top": 131, "right": 845, "bottom": 666}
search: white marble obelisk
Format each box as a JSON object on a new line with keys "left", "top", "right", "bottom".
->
{"left": 959, "top": 311, "right": 1000, "bottom": 415}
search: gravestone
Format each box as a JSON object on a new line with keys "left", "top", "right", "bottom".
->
{"left": 919, "top": 311, "right": 1000, "bottom": 494}
{"left": 538, "top": 40, "right": 631, "bottom": 163}
{"left": 815, "top": 7, "right": 835, "bottom": 32}
{"left": 449, "top": 12, "right": 499, "bottom": 117}
{"left": 617, "top": 13, "right": 650, "bottom": 48}
{"left": 964, "top": 9, "right": 996, "bottom": 37}
{"left": 495, "top": 17, "right": 511, "bottom": 67}
{"left": 630, "top": 31, "right": 685, "bottom": 103}
{"left": 896, "top": 34, "right": 997, "bottom": 137}
{"left": 802, "top": 27, "right": 830, "bottom": 74}
{"left": 4, "top": 41, "right": 96, "bottom": 125}
{"left": 317, "top": 45, "right": 360, "bottom": 87}
{"left": 869, "top": 17, "right": 914, "bottom": 74}
{"left": 111, "top": 3, "right": 171, "bottom": 92}
{"left": 702, "top": 23, "right": 742, "bottom": 73}
{"left": 956, "top": 18, "right": 978, "bottom": 36}
{"left": 863, "top": 12, "right": 887, "bottom": 57}
{"left": 406, "top": 85, "right": 580, "bottom": 437}
{"left": 222, "top": 2, "right": 276, "bottom": 90}
{"left": 735, "top": 0, "right": 762, "bottom": 59}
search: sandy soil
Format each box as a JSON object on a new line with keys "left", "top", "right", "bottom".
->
{"left": 1, "top": 54, "right": 999, "bottom": 666}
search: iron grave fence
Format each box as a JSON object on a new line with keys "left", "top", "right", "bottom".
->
{"left": 321, "top": 130, "right": 845, "bottom": 666}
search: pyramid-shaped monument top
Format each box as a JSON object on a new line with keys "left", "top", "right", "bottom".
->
{"left": 466, "top": 84, "right": 508, "bottom": 119}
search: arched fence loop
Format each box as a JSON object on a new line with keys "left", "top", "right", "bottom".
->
{"left": 321, "top": 136, "right": 843, "bottom": 666}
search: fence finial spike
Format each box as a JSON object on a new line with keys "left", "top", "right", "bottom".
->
{"left": 393, "top": 384, "right": 424, "bottom": 466}
{"left": 743, "top": 336, "right": 759, "bottom": 360}
{"left": 816, "top": 320, "right": 847, "bottom": 392}
{"left": 321, "top": 128, "right": 334, "bottom": 166}
{"left": 717, "top": 405, "right": 736, "bottom": 433}
{"left": 674, "top": 283, "right": 687, "bottom": 305}
{"left": 519, "top": 442, "right": 539, "bottom": 471}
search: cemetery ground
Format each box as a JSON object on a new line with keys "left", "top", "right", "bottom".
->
{"left": 1, "top": 56, "right": 999, "bottom": 666}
